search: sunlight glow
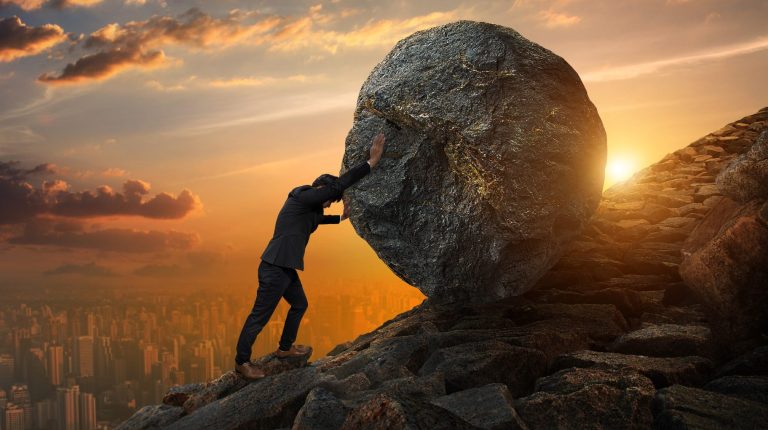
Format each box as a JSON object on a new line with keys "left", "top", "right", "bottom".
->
{"left": 605, "top": 156, "right": 637, "bottom": 187}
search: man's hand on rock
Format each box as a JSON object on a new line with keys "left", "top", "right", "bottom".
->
{"left": 368, "top": 132, "right": 385, "bottom": 168}
{"left": 340, "top": 195, "right": 351, "bottom": 221}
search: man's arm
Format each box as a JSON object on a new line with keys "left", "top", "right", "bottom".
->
{"left": 292, "top": 161, "right": 371, "bottom": 207}
{"left": 319, "top": 215, "right": 341, "bottom": 224}
{"left": 293, "top": 132, "right": 385, "bottom": 208}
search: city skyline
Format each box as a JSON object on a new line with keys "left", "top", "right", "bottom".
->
{"left": 0, "top": 281, "right": 423, "bottom": 428}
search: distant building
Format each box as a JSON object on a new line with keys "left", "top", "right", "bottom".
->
{"left": 56, "top": 385, "right": 80, "bottom": 430}
{"left": 142, "top": 344, "right": 158, "bottom": 378}
{"left": 4, "top": 402, "right": 25, "bottom": 430}
{"left": 79, "top": 392, "right": 96, "bottom": 430}
{"left": 34, "top": 398, "right": 56, "bottom": 430}
{"left": 0, "top": 354, "right": 14, "bottom": 388}
{"left": 48, "top": 345, "right": 65, "bottom": 386}
{"left": 10, "top": 384, "right": 32, "bottom": 430}
{"left": 75, "top": 337, "right": 94, "bottom": 378}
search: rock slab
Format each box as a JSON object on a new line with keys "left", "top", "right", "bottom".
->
{"left": 342, "top": 20, "right": 606, "bottom": 303}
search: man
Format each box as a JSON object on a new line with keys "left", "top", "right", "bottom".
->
{"left": 234, "top": 132, "right": 386, "bottom": 380}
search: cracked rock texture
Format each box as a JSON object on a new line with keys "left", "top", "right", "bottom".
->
{"left": 341, "top": 20, "right": 606, "bottom": 303}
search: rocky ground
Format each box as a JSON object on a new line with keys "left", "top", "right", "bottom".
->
{"left": 119, "top": 108, "right": 768, "bottom": 429}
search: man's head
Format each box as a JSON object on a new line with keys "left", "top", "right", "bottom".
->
{"left": 312, "top": 174, "right": 341, "bottom": 208}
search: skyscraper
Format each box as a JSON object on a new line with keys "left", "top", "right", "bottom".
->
{"left": 34, "top": 398, "right": 57, "bottom": 430}
{"left": 74, "top": 337, "right": 94, "bottom": 378}
{"left": 56, "top": 385, "right": 80, "bottom": 430}
{"left": 78, "top": 392, "right": 96, "bottom": 430}
{"left": 0, "top": 354, "right": 14, "bottom": 388}
{"left": 4, "top": 402, "right": 25, "bottom": 430}
{"left": 94, "top": 336, "right": 113, "bottom": 388}
{"left": 142, "top": 344, "right": 158, "bottom": 378}
{"left": 48, "top": 345, "right": 64, "bottom": 386}
{"left": 9, "top": 384, "right": 32, "bottom": 430}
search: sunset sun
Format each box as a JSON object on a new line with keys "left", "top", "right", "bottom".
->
{"left": 606, "top": 156, "right": 637, "bottom": 187}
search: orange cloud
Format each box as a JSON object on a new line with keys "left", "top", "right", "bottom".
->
{"left": 38, "top": 7, "right": 282, "bottom": 84}
{"left": 38, "top": 6, "right": 462, "bottom": 84}
{"left": 48, "top": 0, "right": 102, "bottom": 8}
{"left": 0, "top": 0, "right": 101, "bottom": 9}
{"left": 0, "top": 16, "right": 67, "bottom": 62}
{"left": 582, "top": 35, "right": 768, "bottom": 82}
{"left": 44, "top": 261, "right": 116, "bottom": 276}
{"left": 0, "top": 0, "right": 46, "bottom": 10}
{"left": 145, "top": 74, "right": 319, "bottom": 91}
{"left": 38, "top": 48, "right": 168, "bottom": 84}
{"left": 268, "top": 10, "right": 458, "bottom": 53}
{"left": 10, "top": 220, "right": 200, "bottom": 253}
{"left": 0, "top": 160, "right": 202, "bottom": 224}
{"left": 538, "top": 8, "right": 581, "bottom": 28}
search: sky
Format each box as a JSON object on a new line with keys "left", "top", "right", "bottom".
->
{"left": 1, "top": 0, "right": 767, "bottom": 294}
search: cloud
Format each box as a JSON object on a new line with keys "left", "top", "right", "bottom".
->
{"left": 538, "top": 8, "right": 581, "bottom": 28}
{"left": 0, "top": 0, "right": 102, "bottom": 10}
{"left": 9, "top": 218, "right": 199, "bottom": 252}
{"left": 0, "top": 0, "right": 45, "bottom": 10}
{"left": 44, "top": 261, "right": 116, "bottom": 276}
{"left": 133, "top": 263, "right": 181, "bottom": 276}
{"left": 145, "top": 73, "right": 321, "bottom": 91}
{"left": 38, "top": 48, "right": 168, "bottom": 83}
{"left": 582, "top": 35, "right": 768, "bottom": 82}
{"left": 186, "top": 249, "right": 224, "bottom": 266}
{"left": 38, "top": 7, "right": 281, "bottom": 84}
{"left": 38, "top": 5, "right": 460, "bottom": 84}
{"left": 133, "top": 249, "right": 224, "bottom": 277}
{"left": 48, "top": 0, "right": 102, "bottom": 8}
{"left": 50, "top": 179, "right": 202, "bottom": 219}
{"left": 266, "top": 10, "right": 457, "bottom": 53}
{"left": 0, "top": 160, "right": 202, "bottom": 224}
{"left": 0, "top": 16, "right": 68, "bottom": 62}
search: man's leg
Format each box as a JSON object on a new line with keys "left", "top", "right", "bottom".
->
{"left": 234, "top": 261, "right": 291, "bottom": 365}
{"left": 278, "top": 270, "right": 308, "bottom": 352}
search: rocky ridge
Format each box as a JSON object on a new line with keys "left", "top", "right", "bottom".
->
{"left": 119, "top": 107, "right": 768, "bottom": 429}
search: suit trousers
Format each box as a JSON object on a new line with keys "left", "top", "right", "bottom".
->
{"left": 235, "top": 260, "right": 308, "bottom": 365}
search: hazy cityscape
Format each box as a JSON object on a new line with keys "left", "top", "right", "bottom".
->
{"left": 0, "top": 283, "right": 424, "bottom": 429}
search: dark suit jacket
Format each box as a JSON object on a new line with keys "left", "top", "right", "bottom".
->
{"left": 260, "top": 161, "right": 371, "bottom": 270}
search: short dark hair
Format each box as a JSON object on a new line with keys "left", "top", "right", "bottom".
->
{"left": 312, "top": 174, "right": 342, "bottom": 202}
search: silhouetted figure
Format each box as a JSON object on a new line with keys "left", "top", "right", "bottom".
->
{"left": 234, "top": 133, "right": 386, "bottom": 380}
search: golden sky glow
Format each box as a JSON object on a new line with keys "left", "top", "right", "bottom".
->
{"left": 1, "top": 0, "right": 767, "bottom": 296}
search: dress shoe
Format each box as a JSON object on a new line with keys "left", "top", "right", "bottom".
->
{"left": 235, "top": 361, "right": 265, "bottom": 380}
{"left": 274, "top": 344, "right": 310, "bottom": 358}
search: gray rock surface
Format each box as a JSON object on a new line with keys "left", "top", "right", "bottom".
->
{"left": 679, "top": 198, "right": 768, "bottom": 348}
{"left": 608, "top": 324, "right": 712, "bottom": 358}
{"left": 165, "top": 367, "right": 328, "bottom": 430}
{"left": 342, "top": 20, "right": 606, "bottom": 302}
{"left": 291, "top": 387, "right": 347, "bottom": 430}
{"left": 516, "top": 367, "right": 655, "bottom": 429}
{"left": 551, "top": 350, "right": 713, "bottom": 388}
{"left": 115, "top": 405, "right": 184, "bottom": 430}
{"left": 653, "top": 384, "right": 768, "bottom": 429}
{"left": 430, "top": 383, "right": 527, "bottom": 430}
{"left": 716, "top": 129, "right": 768, "bottom": 202}
{"left": 704, "top": 375, "right": 768, "bottom": 404}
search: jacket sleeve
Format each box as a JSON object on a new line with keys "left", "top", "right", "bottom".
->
{"left": 293, "top": 161, "right": 371, "bottom": 207}
{"left": 319, "top": 215, "right": 341, "bottom": 224}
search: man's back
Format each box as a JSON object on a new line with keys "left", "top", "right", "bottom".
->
{"left": 260, "top": 161, "right": 371, "bottom": 270}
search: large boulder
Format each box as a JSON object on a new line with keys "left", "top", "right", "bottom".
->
{"left": 342, "top": 20, "right": 606, "bottom": 303}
